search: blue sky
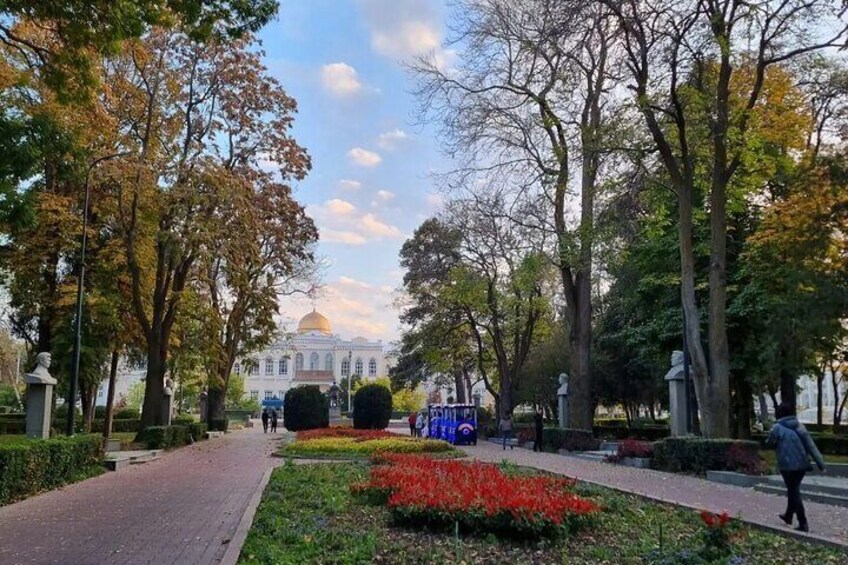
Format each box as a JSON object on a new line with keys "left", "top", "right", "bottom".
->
{"left": 258, "top": 0, "right": 452, "bottom": 342}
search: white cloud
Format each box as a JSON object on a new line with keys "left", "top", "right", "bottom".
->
{"left": 360, "top": 0, "right": 455, "bottom": 68}
{"left": 325, "top": 198, "right": 357, "bottom": 215}
{"left": 321, "top": 62, "right": 363, "bottom": 96}
{"left": 425, "top": 192, "right": 444, "bottom": 208}
{"left": 361, "top": 213, "right": 402, "bottom": 238}
{"left": 308, "top": 199, "right": 402, "bottom": 246}
{"left": 376, "top": 190, "right": 395, "bottom": 201}
{"left": 347, "top": 147, "right": 382, "bottom": 167}
{"left": 377, "top": 129, "right": 409, "bottom": 150}
{"left": 278, "top": 276, "right": 397, "bottom": 339}
{"left": 338, "top": 179, "right": 362, "bottom": 191}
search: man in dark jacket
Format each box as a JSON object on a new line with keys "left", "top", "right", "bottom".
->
{"left": 270, "top": 409, "right": 279, "bottom": 433}
{"left": 766, "top": 403, "right": 826, "bottom": 532}
{"left": 533, "top": 409, "right": 544, "bottom": 452}
{"left": 261, "top": 408, "right": 269, "bottom": 433}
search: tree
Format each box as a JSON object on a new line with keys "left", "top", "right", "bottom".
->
{"left": 602, "top": 0, "right": 846, "bottom": 436}
{"left": 412, "top": 0, "right": 620, "bottom": 429}
{"left": 353, "top": 383, "right": 393, "bottom": 430}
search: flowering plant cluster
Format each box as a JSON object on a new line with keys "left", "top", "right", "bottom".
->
{"left": 296, "top": 428, "right": 395, "bottom": 442}
{"left": 699, "top": 510, "right": 739, "bottom": 561}
{"left": 351, "top": 454, "right": 599, "bottom": 539}
{"left": 608, "top": 439, "right": 655, "bottom": 463}
{"left": 283, "top": 436, "right": 453, "bottom": 458}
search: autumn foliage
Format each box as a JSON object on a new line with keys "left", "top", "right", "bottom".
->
{"left": 351, "top": 454, "right": 599, "bottom": 539}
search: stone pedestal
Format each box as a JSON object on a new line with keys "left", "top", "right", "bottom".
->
{"left": 664, "top": 350, "right": 689, "bottom": 436}
{"left": 557, "top": 372, "right": 569, "bottom": 429}
{"left": 25, "top": 377, "right": 56, "bottom": 439}
{"left": 162, "top": 395, "right": 173, "bottom": 426}
{"left": 329, "top": 406, "right": 341, "bottom": 419}
{"left": 199, "top": 389, "right": 208, "bottom": 423}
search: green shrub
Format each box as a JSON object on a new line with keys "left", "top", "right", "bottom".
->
{"left": 353, "top": 384, "right": 392, "bottom": 430}
{"left": 94, "top": 406, "right": 107, "bottom": 419}
{"left": 135, "top": 425, "right": 198, "bottom": 449}
{"left": 752, "top": 430, "right": 848, "bottom": 457}
{"left": 53, "top": 404, "right": 82, "bottom": 421}
{"left": 0, "top": 418, "right": 26, "bottom": 434}
{"left": 114, "top": 407, "right": 140, "bottom": 420}
{"left": 594, "top": 425, "right": 669, "bottom": 441}
{"left": 89, "top": 419, "right": 141, "bottom": 434}
{"left": 209, "top": 418, "right": 229, "bottom": 432}
{"left": 188, "top": 422, "right": 208, "bottom": 441}
{"left": 542, "top": 428, "right": 600, "bottom": 452}
{"left": 284, "top": 386, "right": 329, "bottom": 431}
{"left": 652, "top": 438, "right": 762, "bottom": 474}
{"left": 0, "top": 434, "right": 103, "bottom": 505}
{"left": 171, "top": 415, "right": 195, "bottom": 426}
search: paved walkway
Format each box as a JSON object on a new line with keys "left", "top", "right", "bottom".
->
{"left": 0, "top": 426, "right": 283, "bottom": 565}
{"left": 458, "top": 441, "right": 848, "bottom": 549}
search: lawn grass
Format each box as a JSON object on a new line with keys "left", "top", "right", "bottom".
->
{"left": 0, "top": 434, "right": 28, "bottom": 444}
{"left": 238, "top": 461, "right": 846, "bottom": 565}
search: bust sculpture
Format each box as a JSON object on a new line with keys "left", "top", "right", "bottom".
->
{"left": 164, "top": 377, "right": 174, "bottom": 397}
{"left": 25, "top": 352, "right": 57, "bottom": 385}
{"left": 557, "top": 372, "right": 569, "bottom": 397}
{"left": 664, "top": 351, "right": 685, "bottom": 382}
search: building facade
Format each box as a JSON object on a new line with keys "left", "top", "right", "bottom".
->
{"left": 238, "top": 309, "right": 392, "bottom": 403}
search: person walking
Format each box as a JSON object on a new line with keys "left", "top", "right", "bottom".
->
{"left": 766, "top": 402, "right": 826, "bottom": 532}
{"left": 260, "top": 408, "right": 269, "bottom": 433}
{"left": 270, "top": 409, "right": 279, "bottom": 433}
{"left": 415, "top": 411, "right": 425, "bottom": 438}
{"left": 408, "top": 411, "right": 418, "bottom": 436}
{"left": 533, "top": 409, "right": 544, "bottom": 452}
{"left": 499, "top": 413, "right": 514, "bottom": 450}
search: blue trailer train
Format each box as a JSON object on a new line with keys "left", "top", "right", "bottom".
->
{"left": 426, "top": 403, "right": 477, "bottom": 446}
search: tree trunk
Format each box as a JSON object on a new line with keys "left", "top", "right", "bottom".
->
{"left": 816, "top": 370, "right": 824, "bottom": 427}
{"left": 81, "top": 382, "right": 97, "bottom": 432}
{"left": 141, "top": 338, "right": 166, "bottom": 428}
{"left": 779, "top": 367, "right": 796, "bottom": 412}
{"left": 568, "top": 274, "right": 594, "bottom": 431}
{"left": 731, "top": 372, "right": 752, "bottom": 439}
{"left": 207, "top": 381, "right": 226, "bottom": 423}
{"left": 834, "top": 372, "right": 846, "bottom": 433}
{"left": 453, "top": 370, "right": 467, "bottom": 403}
{"left": 103, "top": 348, "right": 119, "bottom": 438}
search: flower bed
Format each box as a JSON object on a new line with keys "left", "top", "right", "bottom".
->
{"left": 280, "top": 436, "right": 455, "bottom": 459}
{"left": 296, "top": 427, "right": 395, "bottom": 441}
{"left": 351, "top": 454, "right": 599, "bottom": 539}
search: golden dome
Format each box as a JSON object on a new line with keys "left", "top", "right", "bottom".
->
{"left": 297, "top": 309, "right": 332, "bottom": 335}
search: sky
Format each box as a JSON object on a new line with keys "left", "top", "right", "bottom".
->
{"left": 257, "top": 0, "right": 453, "bottom": 343}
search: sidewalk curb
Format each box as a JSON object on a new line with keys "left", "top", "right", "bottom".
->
{"left": 220, "top": 466, "right": 274, "bottom": 565}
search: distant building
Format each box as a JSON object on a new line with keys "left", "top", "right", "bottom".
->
{"left": 239, "top": 309, "right": 393, "bottom": 403}
{"left": 96, "top": 309, "right": 394, "bottom": 407}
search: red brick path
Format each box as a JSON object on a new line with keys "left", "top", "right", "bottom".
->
{"left": 0, "top": 427, "right": 282, "bottom": 565}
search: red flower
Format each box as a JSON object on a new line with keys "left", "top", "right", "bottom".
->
{"left": 700, "top": 510, "right": 731, "bottom": 529}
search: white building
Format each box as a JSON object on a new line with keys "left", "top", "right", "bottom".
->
{"left": 238, "top": 309, "right": 393, "bottom": 403}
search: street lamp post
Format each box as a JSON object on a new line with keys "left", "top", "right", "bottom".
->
{"left": 66, "top": 152, "right": 126, "bottom": 437}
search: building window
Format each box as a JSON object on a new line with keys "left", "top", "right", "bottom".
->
{"left": 325, "top": 353, "right": 334, "bottom": 371}
{"left": 354, "top": 358, "right": 363, "bottom": 376}
{"left": 234, "top": 362, "right": 241, "bottom": 375}
{"left": 264, "top": 390, "right": 273, "bottom": 400}
{"left": 279, "top": 391, "right": 285, "bottom": 400}
{"left": 279, "top": 358, "right": 288, "bottom": 375}
{"left": 310, "top": 352, "right": 319, "bottom": 370}
{"left": 250, "top": 360, "right": 259, "bottom": 376}
{"left": 368, "top": 358, "right": 377, "bottom": 377}
{"left": 249, "top": 390, "right": 259, "bottom": 401}
{"left": 265, "top": 357, "right": 274, "bottom": 375}
{"left": 341, "top": 357, "right": 350, "bottom": 376}
{"left": 295, "top": 353, "right": 304, "bottom": 370}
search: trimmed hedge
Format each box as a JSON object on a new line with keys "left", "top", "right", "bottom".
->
{"left": 0, "top": 434, "right": 103, "bottom": 505}
{"left": 542, "top": 428, "right": 600, "bottom": 452}
{"left": 284, "top": 385, "right": 329, "bottom": 431}
{"left": 91, "top": 419, "right": 141, "bottom": 433}
{"left": 0, "top": 418, "right": 26, "bottom": 434}
{"left": 594, "top": 425, "right": 670, "bottom": 441}
{"left": 752, "top": 431, "right": 848, "bottom": 456}
{"left": 135, "top": 424, "right": 208, "bottom": 449}
{"left": 652, "top": 438, "right": 763, "bottom": 475}
{"left": 353, "top": 384, "right": 393, "bottom": 430}
{"left": 115, "top": 408, "right": 141, "bottom": 419}
{"left": 209, "top": 418, "right": 229, "bottom": 432}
